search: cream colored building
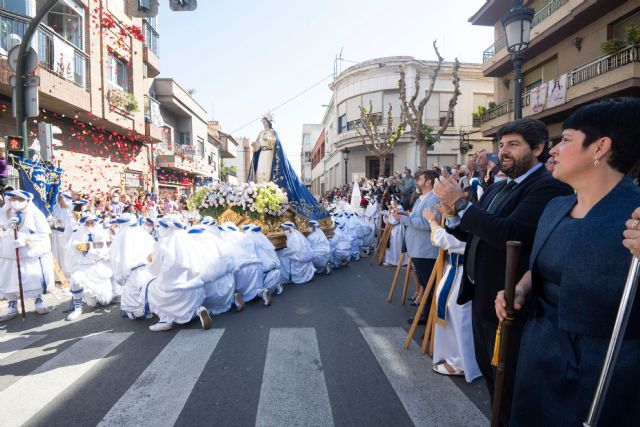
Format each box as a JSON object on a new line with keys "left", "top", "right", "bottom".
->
{"left": 300, "top": 124, "right": 322, "bottom": 190}
{"left": 472, "top": 0, "right": 640, "bottom": 140}
{"left": 317, "top": 56, "right": 494, "bottom": 190}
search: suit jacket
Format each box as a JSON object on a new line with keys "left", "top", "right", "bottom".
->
{"left": 400, "top": 191, "right": 440, "bottom": 259}
{"left": 447, "top": 165, "right": 573, "bottom": 321}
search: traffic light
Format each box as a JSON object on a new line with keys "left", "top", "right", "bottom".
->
{"left": 169, "top": 0, "right": 197, "bottom": 11}
{"left": 5, "top": 136, "right": 24, "bottom": 158}
{"left": 127, "top": 0, "right": 159, "bottom": 18}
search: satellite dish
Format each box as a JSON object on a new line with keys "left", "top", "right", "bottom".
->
{"left": 8, "top": 46, "right": 38, "bottom": 74}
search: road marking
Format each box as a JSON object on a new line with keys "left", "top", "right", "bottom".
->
{"left": 360, "top": 327, "right": 487, "bottom": 427}
{"left": 98, "top": 329, "right": 224, "bottom": 427}
{"left": 255, "top": 328, "right": 334, "bottom": 427}
{"left": 0, "top": 334, "right": 46, "bottom": 362}
{"left": 0, "top": 331, "right": 132, "bottom": 427}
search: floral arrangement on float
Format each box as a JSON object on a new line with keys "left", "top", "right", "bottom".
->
{"left": 188, "top": 181, "right": 290, "bottom": 221}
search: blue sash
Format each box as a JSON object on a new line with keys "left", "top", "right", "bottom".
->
{"left": 436, "top": 253, "right": 463, "bottom": 325}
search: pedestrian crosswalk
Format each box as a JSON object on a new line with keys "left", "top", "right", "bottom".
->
{"left": 0, "top": 326, "right": 488, "bottom": 426}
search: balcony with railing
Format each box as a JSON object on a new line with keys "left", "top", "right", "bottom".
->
{"left": 482, "top": 0, "right": 570, "bottom": 63}
{"left": 568, "top": 44, "right": 640, "bottom": 88}
{"left": 144, "top": 95, "right": 163, "bottom": 142}
{"left": 142, "top": 20, "right": 160, "bottom": 77}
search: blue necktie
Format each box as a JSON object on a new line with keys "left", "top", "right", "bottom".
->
{"left": 87, "top": 233, "right": 94, "bottom": 243}
{"left": 15, "top": 211, "right": 22, "bottom": 226}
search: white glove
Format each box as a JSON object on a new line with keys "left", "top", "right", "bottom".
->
{"left": 8, "top": 217, "right": 19, "bottom": 226}
{"left": 14, "top": 239, "right": 26, "bottom": 248}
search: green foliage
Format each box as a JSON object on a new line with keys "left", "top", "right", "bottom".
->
{"left": 472, "top": 105, "right": 488, "bottom": 120}
{"left": 108, "top": 89, "right": 139, "bottom": 113}
{"left": 422, "top": 124, "right": 438, "bottom": 147}
{"left": 600, "top": 38, "right": 626, "bottom": 55}
{"left": 231, "top": 205, "right": 260, "bottom": 220}
{"left": 627, "top": 23, "right": 640, "bottom": 44}
{"left": 488, "top": 101, "right": 498, "bottom": 110}
{"left": 201, "top": 205, "right": 226, "bottom": 218}
{"left": 187, "top": 186, "right": 209, "bottom": 211}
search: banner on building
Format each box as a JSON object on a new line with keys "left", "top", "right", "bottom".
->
{"left": 53, "top": 36, "right": 75, "bottom": 81}
{"left": 14, "top": 157, "right": 63, "bottom": 216}
{"left": 546, "top": 74, "right": 567, "bottom": 109}
{"left": 178, "top": 145, "right": 197, "bottom": 157}
{"left": 529, "top": 83, "right": 547, "bottom": 114}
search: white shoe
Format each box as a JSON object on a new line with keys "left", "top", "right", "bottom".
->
{"left": 234, "top": 292, "right": 245, "bottom": 312}
{"left": 35, "top": 298, "right": 49, "bottom": 315}
{"left": 0, "top": 305, "right": 19, "bottom": 322}
{"left": 262, "top": 289, "right": 272, "bottom": 306}
{"left": 275, "top": 283, "right": 284, "bottom": 295}
{"left": 197, "top": 307, "right": 213, "bottom": 330}
{"left": 66, "top": 308, "right": 83, "bottom": 321}
{"left": 325, "top": 262, "right": 332, "bottom": 275}
{"left": 433, "top": 362, "right": 464, "bottom": 376}
{"left": 149, "top": 321, "right": 173, "bottom": 332}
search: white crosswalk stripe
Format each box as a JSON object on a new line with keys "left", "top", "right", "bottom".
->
{"left": 0, "top": 331, "right": 132, "bottom": 427}
{"left": 360, "top": 327, "right": 488, "bottom": 426}
{"left": 255, "top": 327, "right": 334, "bottom": 427}
{"left": 98, "top": 329, "right": 225, "bottom": 427}
{"left": 0, "top": 333, "right": 46, "bottom": 362}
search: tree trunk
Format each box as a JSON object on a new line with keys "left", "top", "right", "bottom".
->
{"left": 418, "top": 141, "right": 428, "bottom": 170}
{"left": 379, "top": 154, "right": 386, "bottom": 178}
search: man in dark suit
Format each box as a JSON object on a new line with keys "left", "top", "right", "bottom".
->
{"left": 433, "top": 118, "right": 572, "bottom": 425}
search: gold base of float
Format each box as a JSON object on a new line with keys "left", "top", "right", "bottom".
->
{"left": 214, "top": 208, "right": 334, "bottom": 249}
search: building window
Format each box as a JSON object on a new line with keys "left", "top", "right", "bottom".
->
{"left": 45, "top": 1, "right": 85, "bottom": 50}
{"left": 178, "top": 131, "right": 191, "bottom": 145}
{"left": 347, "top": 119, "right": 361, "bottom": 131}
{"left": 0, "top": 0, "right": 28, "bottom": 16}
{"left": 108, "top": 55, "right": 129, "bottom": 91}
{"left": 439, "top": 111, "right": 454, "bottom": 127}
{"left": 338, "top": 114, "right": 347, "bottom": 133}
{"left": 197, "top": 136, "right": 205, "bottom": 158}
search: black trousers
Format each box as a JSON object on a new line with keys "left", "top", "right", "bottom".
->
{"left": 411, "top": 257, "right": 436, "bottom": 313}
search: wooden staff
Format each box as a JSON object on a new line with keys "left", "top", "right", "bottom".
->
{"left": 422, "top": 250, "right": 445, "bottom": 355}
{"left": 387, "top": 252, "right": 405, "bottom": 303}
{"left": 491, "top": 241, "right": 522, "bottom": 427}
{"left": 400, "top": 256, "right": 413, "bottom": 305}
{"left": 583, "top": 256, "right": 640, "bottom": 427}
{"left": 13, "top": 225, "right": 26, "bottom": 320}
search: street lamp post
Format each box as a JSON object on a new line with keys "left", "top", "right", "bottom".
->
{"left": 501, "top": 0, "right": 534, "bottom": 120}
{"left": 342, "top": 148, "right": 350, "bottom": 185}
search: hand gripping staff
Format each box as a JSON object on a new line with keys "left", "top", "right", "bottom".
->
{"left": 490, "top": 241, "right": 521, "bottom": 427}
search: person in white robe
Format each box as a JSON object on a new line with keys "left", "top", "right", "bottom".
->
{"left": 187, "top": 224, "right": 240, "bottom": 314}
{"left": 343, "top": 212, "right": 362, "bottom": 261}
{"left": 330, "top": 219, "right": 351, "bottom": 267}
{"left": 383, "top": 197, "right": 407, "bottom": 266}
{"left": 362, "top": 197, "right": 377, "bottom": 254}
{"left": 352, "top": 212, "right": 373, "bottom": 256}
{"left": 219, "top": 222, "right": 268, "bottom": 305}
{"left": 50, "top": 191, "right": 75, "bottom": 277}
{"left": 242, "top": 224, "right": 283, "bottom": 300}
{"left": 278, "top": 221, "right": 315, "bottom": 284}
{"left": 0, "top": 190, "right": 53, "bottom": 320}
{"left": 66, "top": 213, "right": 116, "bottom": 321}
{"left": 146, "top": 215, "right": 212, "bottom": 331}
{"left": 424, "top": 207, "right": 481, "bottom": 383}
{"left": 109, "top": 213, "right": 156, "bottom": 320}
{"left": 142, "top": 217, "right": 158, "bottom": 240}
{"left": 306, "top": 220, "right": 332, "bottom": 274}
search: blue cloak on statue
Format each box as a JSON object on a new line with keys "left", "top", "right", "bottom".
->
{"left": 248, "top": 131, "right": 328, "bottom": 220}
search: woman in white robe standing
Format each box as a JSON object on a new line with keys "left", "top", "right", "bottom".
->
{"left": 50, "top": 191, "right": 75, "bottom": 277}
{"left": 109, "top": 213, "right": 156, "bottom": 320}
{"left": 306, "top": 220, "right": 332, "bottom": 274}
{"left": 242, "top": 224, "right": 283, "bottom": 301}
{"left": 423, "top": 207, "right": 481, "bottom": 383}
{"left": 146, "top": 215, "right": 212, "bottom": 331}
{"left": 383, "top": 197, "right": 407, "bottom": 266}
{"left": 278, "top": 222, "right": 315, "bottom": 284}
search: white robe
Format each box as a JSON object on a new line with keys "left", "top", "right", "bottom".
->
{"left": 188, "top": 228, "right": 236, "bottom": 315}
{"left": 431, "top": 227, "right": 482, "bottom": 383}
{"left": 383, "top": 211, "right": 406, "bottom": 266}
{"left": 216, "top": 228, "right": 263, "bottom": 301}
{"left": 307, "top": 228, "right": 332, "bottom": 271}
{"left": 110, "top": 223, "right": 156, "bottom": 318}
{"left": 147, "top": 229, "right": 206, "bottom": 324}
{"left": 330, "top": 226, "right": 351, "bottom": 266}
{"left": 67, "top": 225, "right": 115, "bottom": 306}
{"left": 0, "top": 204, "right": 55, "bottom": 299}
{"left": 245, "top": 230, "right": 282, "bottom": 293}
{"left": 278, "top": 229, "right": 315, "bottom": 284}
{"left": 50, "top": 204, "right": 74, "bottom": 276}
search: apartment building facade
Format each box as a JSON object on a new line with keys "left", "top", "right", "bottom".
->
{"left": 300, "top": 123, "right": 322, "bottom": 191}
{"left": 472, "top": 0, "right": 640, "bottom": 140}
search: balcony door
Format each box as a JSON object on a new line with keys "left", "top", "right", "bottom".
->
{"left": 366, "top": 155, "right": 392, "bottom": 179}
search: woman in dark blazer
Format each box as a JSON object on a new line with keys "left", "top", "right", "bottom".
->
{"left": 495, "top": 97, "right": 640, "bottom": 426}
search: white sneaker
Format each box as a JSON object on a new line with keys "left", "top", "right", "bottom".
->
{"left": 275, "top": 283, "right": 284, "bottom": 295}
{"left": 66, "top": 308, "right": 83, "bottom": 321}
{"left": 234, "top": 292, "right": 245, "bottom": 312}
{"left": 197, "top": 307, "right": 213, "bottom": 330}
{"left": 325, "top": 262, "right": 332, "bottom": 275}
{"left": 262, "top": 289, "right": 272, "bottom": 306}
{"left": 0, "top": 306, "right": 19, "bottom": 322}
{"left": 149, "top": 321, "right": 173, "bottom": 332}
{"left": 35, "top": 298, "right": 49, "bottom": 315}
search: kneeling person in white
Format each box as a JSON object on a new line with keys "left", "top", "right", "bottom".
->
{"left": 66, "top": 214, "right": 116, "bottom": 321}
{"left": 277, "top": 222, "right": 315, "bottom": 284}
{"left": 242, "top": 224, "right": 282, "bottom": 302}
{"left": 0, "top": 190, "right": 53, "bottom": 320}
{"left": 306, "top": 220, "right": 332, "bottom": 274}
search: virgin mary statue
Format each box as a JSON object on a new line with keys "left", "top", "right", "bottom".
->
{"left": 247, "top": 113, "right": 328, "bottom": 221}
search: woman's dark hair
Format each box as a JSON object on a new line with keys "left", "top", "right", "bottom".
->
{"left": 497, "top": 118, "right": 550, "bottom": 162}
{"left": 563, "top": 97, "right": 640, "bottom": 175}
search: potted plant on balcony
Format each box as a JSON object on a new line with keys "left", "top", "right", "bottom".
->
{"left": 600, "top": 24, "right": 640, "bottom": 56}
{"left": 108, "top": 89, "right": 140, "bottom": 114}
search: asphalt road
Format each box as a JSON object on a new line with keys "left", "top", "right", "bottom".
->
{"left": 0, "top": 258, "right": 490, "bottom": 427}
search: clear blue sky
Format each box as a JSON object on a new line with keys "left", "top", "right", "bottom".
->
{"left": 158, "top": 0, "right": 493, "bottom": 173}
